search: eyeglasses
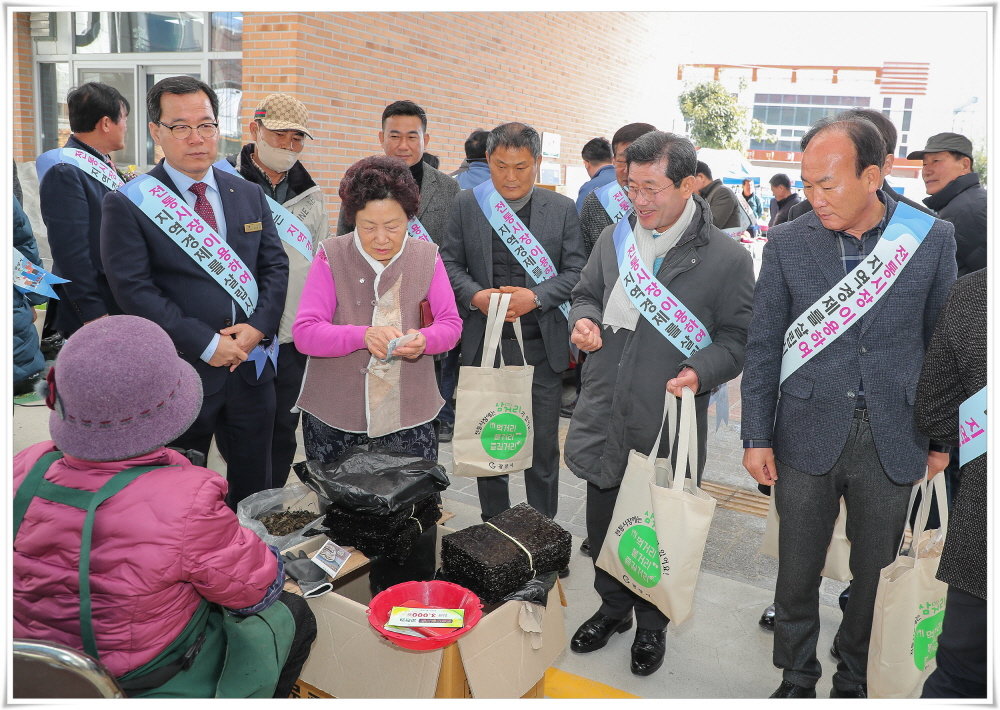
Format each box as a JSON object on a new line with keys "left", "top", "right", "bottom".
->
{"left": 156, "top": 121, "right": 220, "bottom": 140}
{"left": 626, "top": 182, "right": 674, "bottom": 202}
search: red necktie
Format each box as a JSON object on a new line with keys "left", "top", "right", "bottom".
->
{"left": 188, "top": 182, "right": 219, "bottom": 232}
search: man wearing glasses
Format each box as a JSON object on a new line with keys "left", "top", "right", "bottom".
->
{"left": 101, "top": 75, "right": 288, "bottom": 509}
{"left": 565, "top": 131, "right": 753, "bottom": 676}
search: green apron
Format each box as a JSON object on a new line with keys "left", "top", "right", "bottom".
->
{"left": 13, "top": 450, "right": 296, "bottom": 698}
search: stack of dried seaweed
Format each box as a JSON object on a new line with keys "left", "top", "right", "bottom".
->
{"left": 323, "top": 497, "right": 440, "bottom": 563}
{"left": 440, "top": 503, "right": 571, "bottom": 602}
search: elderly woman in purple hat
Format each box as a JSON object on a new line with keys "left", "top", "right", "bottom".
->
{"left": 293, "top": 155, "right": 461, "bottom": 592}
{"left": 12, "top": 315, "right": 316, "bottom": 698}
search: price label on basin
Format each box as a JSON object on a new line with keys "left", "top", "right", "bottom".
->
{"left": 387, "top": 607, "right": 465, "bottom": 628}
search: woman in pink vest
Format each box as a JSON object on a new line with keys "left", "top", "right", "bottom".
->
{"left": 294, "top": 155, "right": 461, "bottom": 591}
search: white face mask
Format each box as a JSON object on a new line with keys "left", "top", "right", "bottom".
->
{"left": 254, "top": 135, "right": 299, "bottom": 173}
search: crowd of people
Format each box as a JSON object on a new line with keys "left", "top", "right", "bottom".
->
{"left": 11, "top": 76, "right": 987, "bottom": 699}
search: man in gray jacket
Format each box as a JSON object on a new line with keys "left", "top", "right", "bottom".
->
{"left": 741, "top": 117, "right": 956, "bottom": 698}
{"left": 565, "top": 131, "right": 753, "bottom": 677}
{"left": 442, "top": 122, "right": 585, "bottom": 529}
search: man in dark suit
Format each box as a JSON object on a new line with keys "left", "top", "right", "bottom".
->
{"left": 767, "top": 173, "right": 801, "bottom": 227}
{"left": 37, "top": 82, "right": 130, "bottom": 338}
{"left": 442, "top": 122, "right": 585, "bottom": 526}
{"left": 101, "top": 76, "right": 288, "bottom": 508}
{"left": 741, "top": 116, "right": 956, "bottom": 698}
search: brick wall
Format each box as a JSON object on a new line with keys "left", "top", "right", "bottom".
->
{"left": 241, "top": 12, "right": 671, "bottom": 225}
{"left": 12, "top": 13, "right": 36, "bottom": 162}
{"left": 13, "top": 12, "right": 674, "bottom": 218}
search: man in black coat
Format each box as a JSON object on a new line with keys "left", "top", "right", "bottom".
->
{"left": 37, "top": 82, "right": 130, "bottom": 337}
{"left": 908, "top": 132, "right": 987, "bottom": 276}
{"left": 915, "top": 269, "right": 987, "bottom": 699}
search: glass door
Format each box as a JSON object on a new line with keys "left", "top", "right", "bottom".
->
{"left": 141, "top": 64, "right": 202, "bottom": 167}
{"left": 76, "top": 66, "right": 137, "bottom": 167}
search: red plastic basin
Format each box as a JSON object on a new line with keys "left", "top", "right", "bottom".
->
{"left": 367, "top": 580, "right": 483, "bottom": 651}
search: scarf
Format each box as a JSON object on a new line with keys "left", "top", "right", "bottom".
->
{"left": 602, "top": 196, "right": 697, "bottom": 333}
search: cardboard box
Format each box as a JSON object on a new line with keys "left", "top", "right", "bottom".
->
{"left": 287, "top": 528, "right": 566, "bottom": 698}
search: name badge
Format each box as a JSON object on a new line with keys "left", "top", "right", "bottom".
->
{"left": 244, "top": 222, "right": 263, "bottom": 233}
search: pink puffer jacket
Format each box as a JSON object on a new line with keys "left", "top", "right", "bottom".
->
{"left": 13, "top": 441, "right": 279, "bottom": 677}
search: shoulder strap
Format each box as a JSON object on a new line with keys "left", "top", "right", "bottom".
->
{"left": 14, "top": 458, "right": 175, "bottom": 660}
{"left": 12, "top": 451, "right": 64, "bottom": 538}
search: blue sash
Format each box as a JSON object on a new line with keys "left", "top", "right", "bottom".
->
{"left": 406, "top": 216, "right": 435, "bottom": 243}
{"left": 13, "top": 249, "right": 69, "bottom": 298}
{"left": 212, "top": 159, "right": 313, "bottom": 263}
{"left": 958, "top": 386, "right": 987, "bottom": 467}
{"left": 779, "top": 203, "right": 935, "bottom": 383}
{"left": 120, "top": 174, "right": 259, "bottom": 317}
{"left": 36, "top": 147, "right": 124, "bottom": 191}
{"left": 611, "top": 218, "right": 712, "bottom": 356}
{"left": 472, "top": 181, "right": 570, "bottom": 320}
{"left": 595, "top": 180, "right": 632, "bottom": 224}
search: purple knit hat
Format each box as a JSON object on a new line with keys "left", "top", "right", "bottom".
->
{"left": 45, "top": 315, "right": 203, "bottom": 462}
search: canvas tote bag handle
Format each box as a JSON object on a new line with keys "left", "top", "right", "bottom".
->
{"left": 483, "top": 292, "right": 525, "bottom": 368}
{"left": 648, "top": 386, "right": 697, "bottom": 490}
{"left": 898, "top": 473, "right": 949, "bottom": 558}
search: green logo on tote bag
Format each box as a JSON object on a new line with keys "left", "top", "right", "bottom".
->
{"left": 913, "top": 598, "right": 946, "bottom": 670}
{"left": 618, "top": 523, "right": 662, "bottom": 587}
{"left": 480, "top": 412, "right": 528, "bottom": 460}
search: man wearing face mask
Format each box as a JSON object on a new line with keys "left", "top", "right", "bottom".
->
{"left": 230, "top": 93, "right": 329, "bottom": 488}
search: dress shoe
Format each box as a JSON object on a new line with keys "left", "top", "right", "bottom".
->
{"left": 570, "top": 612, "right": 632, "bottom": 653}
{"left": 830, "top": 631, "right": 842, "bottom": 661}
{"left": 559, "top": 566, "right": 570, "bottom": 579}
{"left": 560, "top": 399, "right": 577, "bottom": 418}
{"left": 579, "top": 537, "right": 591, "bottom": 555}
{"left": 759, "top": 603, "right": 776, "bottom": 631}
{"left": 630, "top": 628, "right": 666, "bottom": 676}
{"left": 830, "top": 684, "right": 866, "bottom": 698}
{"left": 438, "top": 421, "right": 454, "bottom": 443}
{"left": 769, "top": 680, "right": 816, "bottom": 698}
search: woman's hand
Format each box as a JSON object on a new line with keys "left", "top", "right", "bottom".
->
{"left": 394, "top": 329, "right": 427, "bottom": 360}
{"left": 365, "top": 325, "right": 403, "bottom": 360}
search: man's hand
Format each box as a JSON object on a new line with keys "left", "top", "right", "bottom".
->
{"left": 667, "top": 367, "right": 700, "bottom": 397}
{"left": 927, "top": 450, "right": 950, "bottom": 480}
{"left": 743, "top": 447, "right": 778, "bottom": 486}
{"left": 219, "top": 323, "right": 264, "bottom": 354}
{"left": 571, "top": 318, "right": 603, "bottom": 352}
{"left": 498, "top": 285, "right": 537, "bottom": 322}
{"left": 394, "top": 329, "right": 427, "bottom": 360}
{"left": 209, "top": 335, "right": 250, "bottom": 371}
{"left": 471, "top": 288, "right": 502, "bottom": 316}
{"left": 365, "top": 325, "right": 404, "bottom": 360}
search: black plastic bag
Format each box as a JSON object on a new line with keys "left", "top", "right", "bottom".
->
{"left": 293, "top": 446, "right": 449, "bottom": 514}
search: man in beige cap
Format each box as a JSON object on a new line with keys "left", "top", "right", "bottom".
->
{"left": 229, "top": 93, "right": 329, "bottom": 487}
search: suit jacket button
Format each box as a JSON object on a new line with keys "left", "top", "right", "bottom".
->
{"left": 224, "top": 318, "right": 233, "bottom": 327}
{"left": 860, "top": 346, "right": 867, "bottom": 354}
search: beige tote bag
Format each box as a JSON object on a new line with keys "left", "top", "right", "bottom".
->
{"left": 595, "top": 388, "right": 716, "bottom": 624}
{"left": 868, "top": 473, "right": 949, "bottom": 699}
{"left": 760, "top": 492, "right": 853, "bottom": 582}
{"left": 452, "top": 292, "right": 534, "bottom": 477}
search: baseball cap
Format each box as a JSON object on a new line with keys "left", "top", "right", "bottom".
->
{"left": 253, "top": 93, "right": 312, "bottom": 138}
{"left": 906, "top": 132, "right": 973, "bottom": 161}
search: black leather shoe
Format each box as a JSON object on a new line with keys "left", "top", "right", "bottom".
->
{"left": 560, "top": 400, "right": 577, "bottom": 418}
{"left": 559, "top": 566, "right": 570, "bottom": 579}
{"left": 759, "top": 603, "right": 776, "bottom": 631}
{"left": 579, "top": 537, "right": 590, "bottom": 555}
{"left": 630, "top": 628, "right": 666, "bottom": 676}
{"left": 830, "top": 684, "right": 866, "bottom": 698}
{"left": 769, "top": 680, "right": 816, "bottom": 698}
{"left": 570, "top": 612, "right": 632, "bottom": 653}
{"left": 830, "top": 631, "right": 842, "bottom": 661}
{"left": 438, "top": 421, "right": 454, "bottom": 443}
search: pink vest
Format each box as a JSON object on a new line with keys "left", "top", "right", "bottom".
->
{"left": 296, "top": 234, "right": 442, "bottom": 435}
